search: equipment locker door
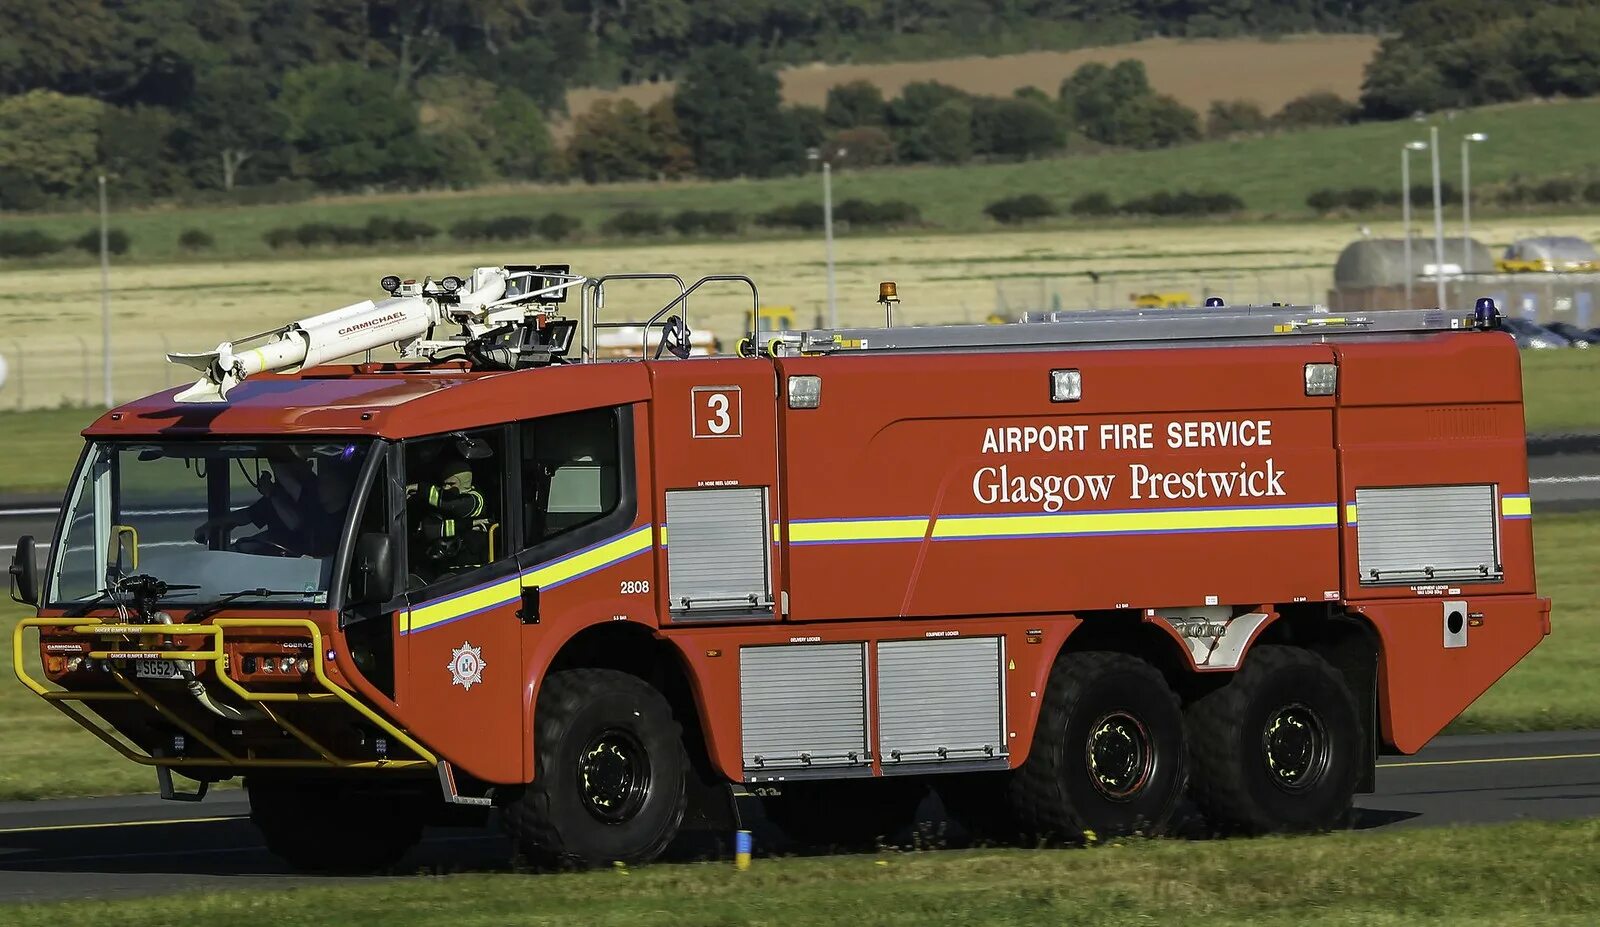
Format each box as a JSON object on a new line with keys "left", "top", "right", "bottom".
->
{"left": 646, "top": 359, "right": 782, "bottom": 622}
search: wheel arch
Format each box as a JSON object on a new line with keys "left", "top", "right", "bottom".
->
{"left": 526, "top": 619, "right": 716, "bottom": 790}
{"left": 1253, "top": 605, "right": 1381, "bottom": 793}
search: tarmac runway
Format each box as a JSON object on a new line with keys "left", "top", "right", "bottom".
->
{"left": 1, "top": 730, "right": 1599, "bottom": 904}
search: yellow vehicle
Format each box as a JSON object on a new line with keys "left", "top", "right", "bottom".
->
{"left": 1495, "top": 258, "right": 1550, "bottom": 274}
{"left": 746, "top": 305, "right": 797, "bottom": 332}
{"left": 1130, "top": 291, "right": 1192, "bottom": 309}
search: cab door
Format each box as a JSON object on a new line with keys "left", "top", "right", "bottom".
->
{"left": 396, "top": 425, "right": 526, "bottom": 784}
{"left": 646, "top": 359, "right": 782, "bottom": 622}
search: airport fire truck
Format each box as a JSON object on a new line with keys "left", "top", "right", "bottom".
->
{"left": 9, "top": 266, "right": 1548, "bottom": 871}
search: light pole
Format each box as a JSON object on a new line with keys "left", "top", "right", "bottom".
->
{"left": 98, "top": 174, "right": 113, "bottom": 407}
{"left": 808, "top": 147, "right": 846, "bottom": 328}
{"left": 1401, "top": 140, "right": 1428, "bottom": 307}
{"left": 1461, "top": 132, "right": 1488, "bottom": 273}
{"left": 1430, "top": 124, "right": 1446, "bottom": 309}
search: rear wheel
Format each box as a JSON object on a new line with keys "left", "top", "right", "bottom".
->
{"left": 501, "top": 668, "right": 688, "bottom": 869}
{"left": 1008, "top": 651, "right": 1187, "bottom": 841}
{"left": 760, "top": 778, "right": 927, "bottom": 849}
{"left": 1184, "top": 644, "right": 1361, "bottom": 834}
{"left": 247, "top": 779, "right": 425, "bottom": 873}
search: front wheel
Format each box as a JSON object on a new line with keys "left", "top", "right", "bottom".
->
{"left": 501, "top": 668, "right": 688, "bottom": 869}
{"left": 1184, "top": 644, "right": 1361, "bottom": 834}
{"left": 1008, "top": 651, "right": 1187, "bottom": 841}
{"left": 247, "top": 779, "right": 426, "bottom": 873}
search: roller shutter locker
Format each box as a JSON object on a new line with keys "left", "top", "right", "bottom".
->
{"left": 1355, "top": 484, "right": 1502, "bottom": 585}
{"left": 740, "top": 643, "right": 868, "bottom": 772}
{"left": 878, "top": 637, "right": 1007, "bottom": 766}
{"left": 665, "top": 487, "right": 771, "bottom": 612}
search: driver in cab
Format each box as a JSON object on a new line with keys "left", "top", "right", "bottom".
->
{"left": 408, "top": 455, "right": 488, "bottom": 580}
{"left": 193, "top": 453, "right": 356, "bottom": 558}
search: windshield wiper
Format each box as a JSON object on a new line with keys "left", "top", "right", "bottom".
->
{"left": 65, "top": 574, "right": 198, "bottom": 618}
{"left": 183, "top": 588, "right": 313, "bottom": 623}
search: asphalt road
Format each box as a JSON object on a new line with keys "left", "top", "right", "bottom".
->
{"left": 4, "top": 449, "right": 1600, "bottom": 555}
{"left": 1, "top": 730, "right": 1599, "bottom": 904}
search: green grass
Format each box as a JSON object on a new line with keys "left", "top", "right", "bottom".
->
{"left": 1451, "top": 512, "right": 1600, "bottom": 732}
{"left": 1520, "top": 351, "right": 1600, "bottom": 435}
{"left": 0, "top": 512, "right": 1591, "bottom": 801}
{"left": 3, "top": 99, "right": 1600, "bottom": 265}
{"left": 7, "top": 820, "right": 1600, "bottom": 924}
{"left": 0, "top": 407, "right": 93, "bottom": 495}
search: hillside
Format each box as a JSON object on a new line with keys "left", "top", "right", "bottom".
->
{"left": 0, "top": 97, "right": 1595, "bottom": 266}
{"left": 562, "top": 34, "right": 1379, "bottom": 135}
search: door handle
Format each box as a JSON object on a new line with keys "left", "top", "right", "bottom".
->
{"left": 518, "top": 585, "right": 540, "bottom": 625}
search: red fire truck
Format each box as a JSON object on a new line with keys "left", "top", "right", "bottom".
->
{"left": 9, "top": 267, "right": 1547, "bottom": 871}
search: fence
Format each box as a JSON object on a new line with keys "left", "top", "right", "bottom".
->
{"left": 0, "top": 268, "right": 1339, "bottom": 413}
{"left": 0, "top": 335, "right": 292, "bottom": 412}
{"left": 991, "top": 268, "right": 1331, "bottom": 317}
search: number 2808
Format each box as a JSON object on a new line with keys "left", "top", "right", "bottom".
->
{"left": 620, "top": 580, "right": 651, "bottom": 595}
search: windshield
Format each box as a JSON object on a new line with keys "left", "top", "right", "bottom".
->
{"left": 49, "top": 439, "right": 372, "bottom": 608}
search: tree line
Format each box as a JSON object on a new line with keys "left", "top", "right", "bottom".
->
{"left": 0, "top": 1, "right": 1596, "bottom": 209}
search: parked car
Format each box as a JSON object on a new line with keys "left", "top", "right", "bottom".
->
{"left": 1502, "top": 317, "right": 1569, "bottom": 349}
{"left": 1544, "top": 321, "right": 1599, "bottom": 347}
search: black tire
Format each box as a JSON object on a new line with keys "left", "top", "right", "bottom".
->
{"left": 501, "top": 668, "right": 688, "bottom": 869}
{"left": 760, "top": 778, "right": 926, "bottom": 849}
{"left": 1008, "top": 651, "right": 1187, "bottom": 841}
{"left": 247, "top": 779, "right": 425, "bottom": 873}
{"left": 1184, "top": 644, "right": 1361, "bottom": 835}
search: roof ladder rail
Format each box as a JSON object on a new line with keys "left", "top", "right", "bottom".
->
{"left": 765, "top": 304, "right": 1491, "bottom": 357}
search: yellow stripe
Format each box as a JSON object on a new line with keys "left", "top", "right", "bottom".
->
{"left": 403, "top": 526, "right": 653, "bottom": 634}
{"left": 930, "top": 504, "right": 1337, "bottom": 540}
{"left": 1345, "top": 503, "right": 1358, "bottom": 523}
{"left": 1501, "top": 496, "right": 1532, "bottom": 517}
{"left": 790, "top": 518, "right": 930, "bottom": 543}
{"left": 0, "top": 815, "right": 244, "bottom": 835}
{"left": 1378, "top": 751, "right": 1600, "bottom": 770}
{"left": 523, "top": 527, "right": 652, "bottom": 589}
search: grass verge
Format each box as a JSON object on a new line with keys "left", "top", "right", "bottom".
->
{"left": 7, "top": 820, "right": 1600, "bottom": 924}
{"left": 0, "top": 407, "right": 95, "bottom": 497}
{"left": 0, "top": 512, "right": 1592, "bottom": 801}
{"left": 1, "top": 99, "right": 1599, "bottom": 264}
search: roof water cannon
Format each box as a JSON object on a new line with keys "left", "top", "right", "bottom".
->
{"left": 168, "top": 265, "right": 584, "bottom": 403}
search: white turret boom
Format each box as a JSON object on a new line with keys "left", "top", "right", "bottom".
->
{"left": 168, "top": 265, "right": 582, "bottom": 403}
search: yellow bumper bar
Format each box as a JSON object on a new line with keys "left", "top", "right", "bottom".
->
{"left": 14, "top": 616, "right": 436, "bottom": 773}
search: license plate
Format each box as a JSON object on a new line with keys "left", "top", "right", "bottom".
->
{"left": 133, "top": 659, "right": 192, "bottom": 681}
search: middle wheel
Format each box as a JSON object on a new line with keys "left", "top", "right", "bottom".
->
{"left": 1008, "top": 650, "right": 1187, "bottom": 841}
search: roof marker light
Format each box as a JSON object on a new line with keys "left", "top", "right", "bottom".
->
{"left": 1050, "top": 369, "right": 1081, "bottom": 403}
{"left": 1305, "top": 363, "right": 1338, "bottom": 396}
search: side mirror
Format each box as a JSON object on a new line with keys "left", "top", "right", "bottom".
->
{"left": 9, "top": 535, "right": 38, "bottom": 607}
{"left": 351, "top": 533, "right": 395, "bottom": 605}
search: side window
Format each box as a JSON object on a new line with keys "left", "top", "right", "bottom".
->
{"left": 521, "top": 408, "right": 622, "bottom": 548}
{"left": 403, "top": 429, "right": 507, "bottom": 592}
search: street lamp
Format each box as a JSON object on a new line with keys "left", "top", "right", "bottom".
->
{"left": 807, "top": 146, "right": 847, "bottom": 328}
{"left": 1461, "top": 132, "right": 1488, "bottom": 273}
{"left": 1430, "top": 124, "right": 1447, "bottom": 310}
{"left": 1401, "top": 140, "right": 1428, "bottom": 307}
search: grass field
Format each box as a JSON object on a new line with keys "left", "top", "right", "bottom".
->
{"left": 1, "top": 98, "right": 1598, "bottom": 266}
{"left": 3, "top": 215, "right": 1599, "bottom": 411}
{"left": 0, "top": 512, "right": 1593, "bottom": 801}
{"left": 7, "top": 819, "right": 1600, "bottom": 925}
{"left": 563, "top": 34, "right": 1379, "bottom": 131}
